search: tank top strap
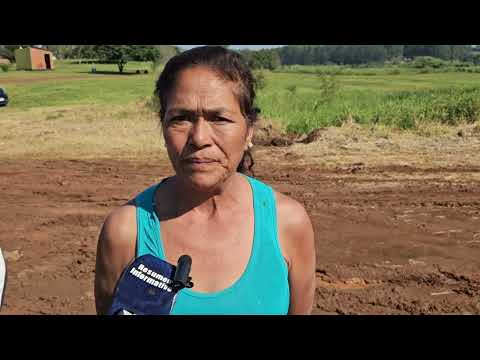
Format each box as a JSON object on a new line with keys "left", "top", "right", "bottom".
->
{"left": 245, "top": 176, "right": 284, "bottom": 265}
{"left": 135, "top": 183, "right": 163, "bottom": 259}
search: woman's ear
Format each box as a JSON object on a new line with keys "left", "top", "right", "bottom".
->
{"left": 245, "top": 126, "right": 254, "bottom": 150}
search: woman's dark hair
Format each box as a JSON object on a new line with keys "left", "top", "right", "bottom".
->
{"left": 154, "top": 46, "right": 260, "bottom": 175}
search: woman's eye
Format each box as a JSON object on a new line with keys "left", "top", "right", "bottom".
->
{"left": 213, "top": 116, "right": 231, "bottom": 123}
{"left": 170, "top": 115, "right": 188, "bottom": 123}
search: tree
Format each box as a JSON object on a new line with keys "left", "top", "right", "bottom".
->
{"left": 0, "top": 45, "right": 28, "bottom": 62}
{"left": 278, "top": 46, "right": 298, "bottom": 65}
{"left": 472, "top": 54, "right": 480, "bottom": 66}
{"left": 0, "top": 46, "right": 16, "bottom": 62}
{"left": 384, "top": 45, "right": 404, "bottom": 60}
{"left": 404, "top": 45, "right": 428, "bottom": 59}
{"left": 239, "top": 49, "right": 281, "bottom": 70}
{"left": 71, "top": 45, "right": 98, "bottom": 59}
{"left": 154, "top": 45, "right": 180, "bottom": 64}
{"left": 369, "top": 45, "right": 387, "bottom": 63}
{"left": 448, "top": 45, "right": 471, "bottom": 61}
{"left": 329, "top": 45, "right": 346, "bottom": 64}
{"left": 431, "top": 45, "right": 450, "bottom": 60}
{"left": 264, "top": 50, "right": 281, "bottom": 70}
{"left": 44, "top": 45, "right": 78, "bottom": 59}
{"left": 314, "top": 46, "right": 328, "bottom": 64}
{"left": 92, "top": 45, "right": 167, "bottom": 72}
{"left": 93, "top": 45, "right": 132, "bottom": 73}
{"left": 302, "top": 46, "right": 314, "bottom": 65}
{"left": 128, "top": 45, "right": 160, "bottom": 62}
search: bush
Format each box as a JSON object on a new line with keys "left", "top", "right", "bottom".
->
{"left": 0, "top": 64, "right": 9, "bottom": 72}
{"left": 388, "top": 68, "right": 401, "bottom": 75}
{"left": 473, "top": 54, "right": 480, "bottom": 66}
{"left": 286, "top": 85, "right": 297, "bottom": 94}
{"left": 254, "top": 71, "right": 267, "bottom": 91}
{"left": 411, "top": 56, "right": 446, "bottom": 69}
{"left": 318, "top": 73, "right": 340, "bottom": 101}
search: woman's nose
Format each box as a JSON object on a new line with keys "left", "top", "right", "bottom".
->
{"left": 188, "top": 117, "right": 212, "bottom": 148}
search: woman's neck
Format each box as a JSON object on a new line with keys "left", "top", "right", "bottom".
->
{"left": 157, "top": 174, "right": 244, "bottom": 222}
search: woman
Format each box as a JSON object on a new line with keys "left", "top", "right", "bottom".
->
{"left": 94, "top": 46, "right": 315, "bottom": 315}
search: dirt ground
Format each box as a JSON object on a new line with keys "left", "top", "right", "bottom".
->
{"left": 1, "top": 137, "right": 480, "bottom": 315}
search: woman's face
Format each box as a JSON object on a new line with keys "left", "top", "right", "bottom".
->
{"left": 162, "top": 66, "right": 253, "bottom": 191}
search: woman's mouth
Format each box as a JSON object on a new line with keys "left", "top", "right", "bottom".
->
{"left": 182, "top": 157, "right": 218, "bottom": 169}
{"left": 184, "top": 157, "right": 217, "bottom": 164}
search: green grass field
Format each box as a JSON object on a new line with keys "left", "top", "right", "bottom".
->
{"left": 0, "top": 61, "right": 159, "bottom": 109}
{"left": 258, "top": 70, "right": 480, "bottom": 133}
{"left": 2, "top": 61, "right": 480, "bottom": 134}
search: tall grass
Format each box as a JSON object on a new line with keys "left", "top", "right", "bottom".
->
{"left": 256, "top": 70, "right": 480, "bottom": 134}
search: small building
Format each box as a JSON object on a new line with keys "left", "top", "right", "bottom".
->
{"left": 14, "top": 47, "right": 55, "bottom": 70}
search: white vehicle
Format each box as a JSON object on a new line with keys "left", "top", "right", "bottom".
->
{"left": 0, "top": 248, "right": 5, "bottom": 310}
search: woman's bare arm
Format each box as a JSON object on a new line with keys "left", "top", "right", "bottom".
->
{"left": 94, "top": 205, "right": 137, "bottom": 314}
{"left": 276, "top": 192, "right": 316, "bottom": 315}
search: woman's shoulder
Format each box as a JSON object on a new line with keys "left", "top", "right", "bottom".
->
{"left": 98, "top": 182, "right": 157, "bottom": 253}
{"left": 247, "top": 176, "right": 310, "bottom": 225}
{"left": 274, "top": 191, "right": 312, "bottom": 233}
{"left": 100, "top": 203, "right": 137, "bottom": 251}
{"left": 272, "top": 189, "right": 315, "bottom": 268}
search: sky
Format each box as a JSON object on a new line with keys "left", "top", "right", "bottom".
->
{"left": 177, "top": 45, "right": 283, "bottom": 50}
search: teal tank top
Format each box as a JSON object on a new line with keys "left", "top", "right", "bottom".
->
{"left": 135, "top": 176, "right": 290, "bottom": 315}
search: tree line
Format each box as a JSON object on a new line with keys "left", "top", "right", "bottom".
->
{"left": 276, "top": 45, "right": 476, "bottom": 66}
{"left": 220, "top": 46, "right": 479, "bottom": 70}
{"left": 0, "top": 45, "right": 180, "bottom": 63}
{"left": 2, "top": 45, "right": 478, "bottom": 72}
